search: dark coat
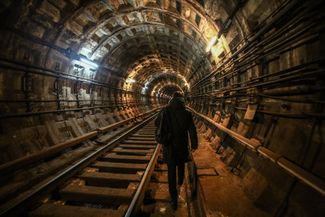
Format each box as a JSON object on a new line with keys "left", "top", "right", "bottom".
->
{"left": 155, "top": 97, "right": 198, "bottom": 164}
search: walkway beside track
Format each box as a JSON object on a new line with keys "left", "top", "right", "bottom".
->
{"left": 138, "top": 129, "right": 271, "bottom": 217}
{"left": 193, "top": 133, "right": 271, "bottom": 217}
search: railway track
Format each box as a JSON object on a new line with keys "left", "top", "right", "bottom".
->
{"left": 0, "top": 113, "right": 162, "bottom": 217}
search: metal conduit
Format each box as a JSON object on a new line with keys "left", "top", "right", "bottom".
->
{"left": 0, "top": 104, "right": 152, "bottom": 119}
{"left": 192, "top": 0, "right": 301, "bottom": 89}
{"left": 188, "top": 107, "right": 325, "bottom": 196}
{"left": 190, "top": 59, "right": 323, "bottom": 97}
{"left": 0, "top": 58, "right": 130, "bottom": 92}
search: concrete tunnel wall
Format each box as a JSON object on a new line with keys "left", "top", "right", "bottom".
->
{"left": 0, "top": 0, "right": 324, "bottom": 216}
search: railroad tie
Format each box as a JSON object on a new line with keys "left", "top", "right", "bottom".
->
{"left": 126, "top": 136, "right": 156, "bottom": 141}
{"left": 122, "top": 140, "right": 156, "bottom": 144}
{"left": 102, "top": 153, "right": 151, "bottom": 163}
{"left": 60, "top": 184, "right": 133, "bottom": 205}
{"left": 92, "top": 162, "right": 147, "bottom": 173}
{"left": 29, "top": 204, "right": 125, "bottom": 217}
{"left": 112, "top": 147, "right": 154, "bottom": 155}
{"left": 79, "top": 171, "right": 141, "bottom": 186}
{"left": 119, "top": 144, "right": 156, "bottom": 149}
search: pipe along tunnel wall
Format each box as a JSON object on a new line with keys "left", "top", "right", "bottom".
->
{"left": 0, "top": 0, "right": 324, "bottom": 216}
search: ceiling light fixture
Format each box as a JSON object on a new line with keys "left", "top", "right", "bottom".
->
{"left": 206, "top": 36, "right": 218, "bottom": 53}
{"left": 80, "top": 57, "right": 99, "bottom": 69}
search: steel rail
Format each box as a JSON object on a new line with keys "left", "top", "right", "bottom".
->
{"left": 0, "top": 108, "right": 158, "bottom": 175}
{"left": 124, "top": 143, "right": 162, "bottom": 217}
{"left": 188, "top": 107, "right": 325, "bottom": 196}
{"left": 0, "top": 131, "right": 97, "bottom": 175}
{"left": 0, "top": 112, "right": 158, "bottom": 217}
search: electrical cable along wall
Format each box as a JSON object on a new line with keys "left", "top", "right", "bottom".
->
{"left": 0, "top": 0, "right": 324, "bottom": 216}
{"left": 189, "top": 0, "right": 325, "bottom": 216}
{"left": 0, "top": 0, "right": 219, "bottom": 168}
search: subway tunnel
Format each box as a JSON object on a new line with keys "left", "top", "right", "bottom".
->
{"left": 0, "top": 0, "right": 324, "bottom": 216}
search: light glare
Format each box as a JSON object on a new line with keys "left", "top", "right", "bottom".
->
{"left": 80, "top": 57, "right": 99, "bottom": 68}
{"left": 206, "top": 36, "right": 218, "bottom": 53}
{"left": 126, "top": 78, "right": 136, "bottom": 84}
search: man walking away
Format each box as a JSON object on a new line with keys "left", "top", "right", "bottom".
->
{"left": 155, "top": 91, "right": 198, "bottom": 210}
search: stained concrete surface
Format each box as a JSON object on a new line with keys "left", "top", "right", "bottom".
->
{"left": 193, "top": 134, "right": 271, "bottom": 217}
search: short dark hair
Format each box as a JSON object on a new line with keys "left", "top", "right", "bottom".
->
{"left": 173, "top": 91, "right": 184, "bottom": 98}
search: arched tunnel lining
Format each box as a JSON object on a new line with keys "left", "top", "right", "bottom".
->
{"left": 0, "top": 0, "right": 324, "bottom": 216}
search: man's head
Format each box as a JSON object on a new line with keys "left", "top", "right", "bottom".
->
{"left": 172, "top": 91, "right": 184, "bottom": 98}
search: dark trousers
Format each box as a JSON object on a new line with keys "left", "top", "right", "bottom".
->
{"left": 167, "top": 162, "right": 185, "bottom": 201}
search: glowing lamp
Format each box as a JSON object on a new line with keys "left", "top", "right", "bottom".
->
{"left": 206, "top": 36, "right": 218, "bottom": 53}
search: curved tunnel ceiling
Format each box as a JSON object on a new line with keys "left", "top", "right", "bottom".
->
{"left": 1, "top": 0, "right": 232, "bottom": 97}
{"left": 68, "top": 0, "right": 228, "bottom": 95}
{"left": 0, "top": 1, "right": 324, "bottom": 216}
{"left": 155, "top": 84, "right": 184, "bottom": 97}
